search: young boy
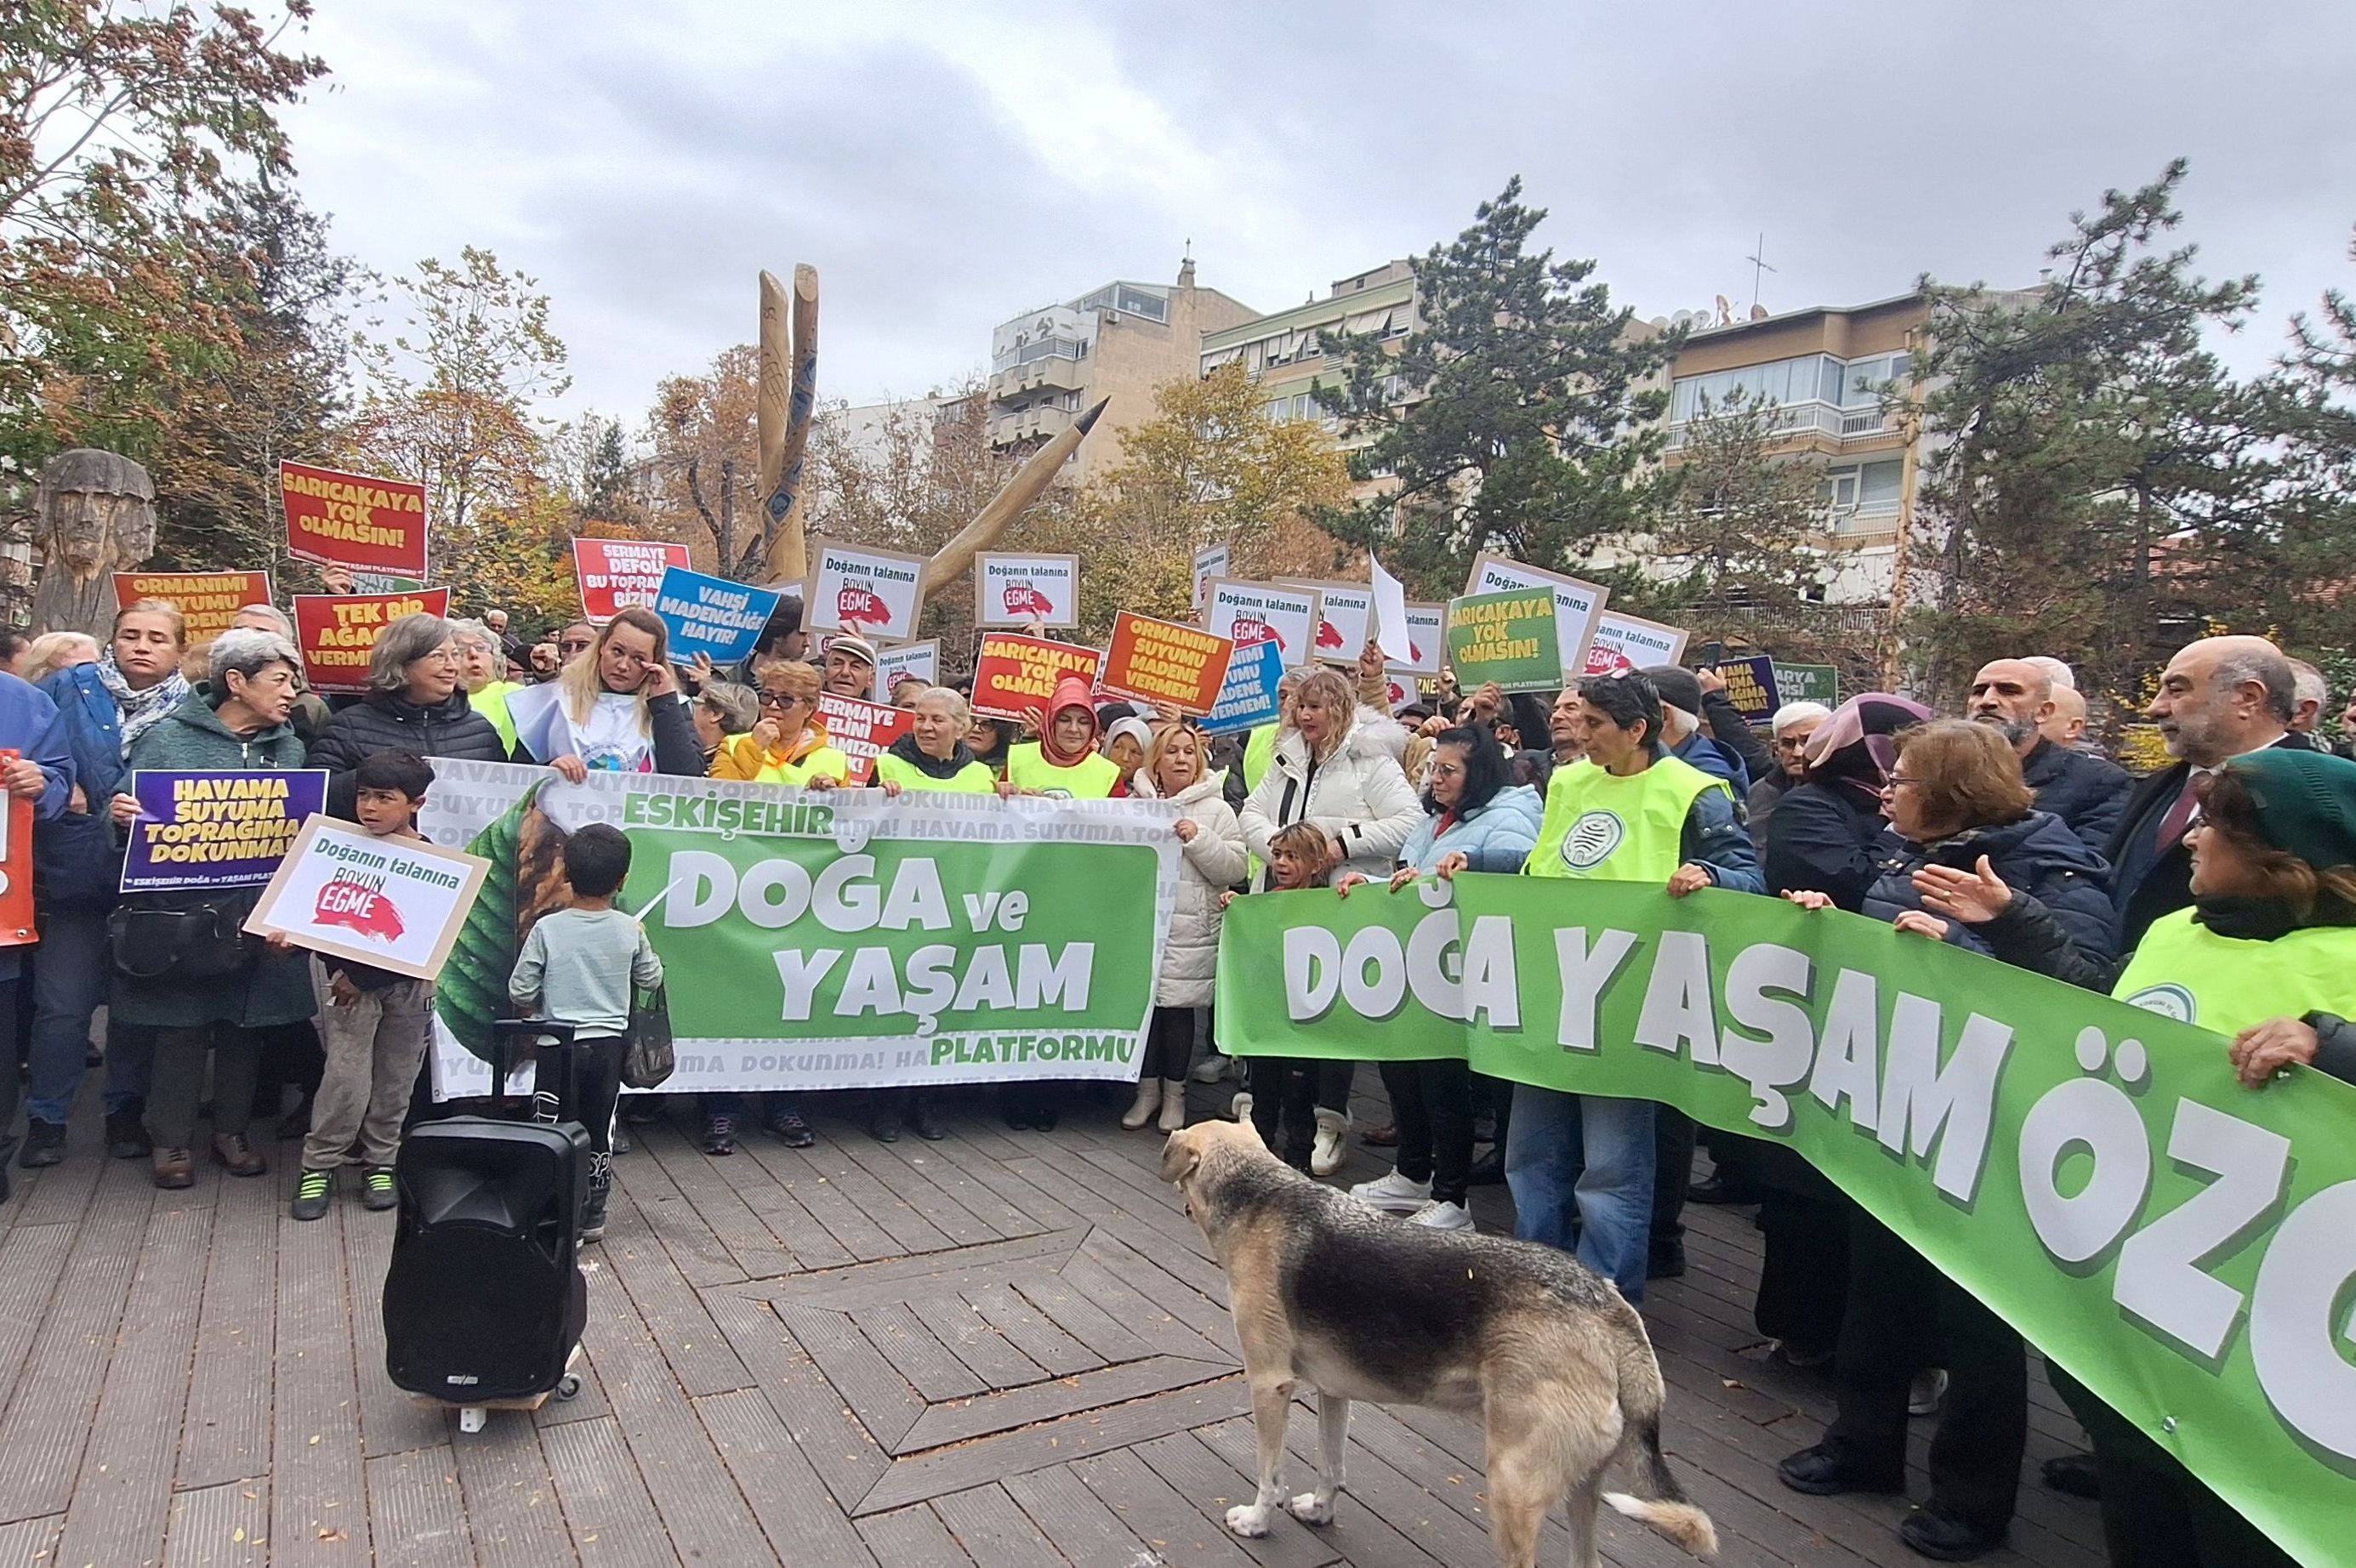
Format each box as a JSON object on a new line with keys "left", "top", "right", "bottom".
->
{"left": 292, "top": 749, "right": 438, "bottom": 1220}
{"left": 1220, "top": 821, "right": 1352, "bottom": 1173}
{"left": 509, "top": 821, "right": 663, "bottom": 1243}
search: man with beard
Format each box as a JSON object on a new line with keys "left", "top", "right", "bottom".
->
{"left": 1966, "top": 657, "right": 2130, "bottom": 854}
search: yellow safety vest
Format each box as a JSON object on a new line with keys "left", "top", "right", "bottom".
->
{"left": 874, "top": 750, "right": 997, "bottom": 793}
{"left": 469, "top": 681, "right": 519, "bottom": 752}
{"left": 1526, "top": 755, "right": 1725, "bottom": 882}
{"left": 1244, "top": 724, "right": 1279, "bottom": 793}
{"left": 1005, "top": 744, "right": 1120, "bottom": 799}
{"left": 712, "top": 731, "right": 851, "bottom": 786}
{"left": 2111, "top": 910, "right": 2356, "bottom": 1036}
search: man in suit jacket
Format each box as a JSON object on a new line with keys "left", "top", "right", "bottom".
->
{"left": 1968, "top": 658, "right": 2132, "bottom": 854}
{"left": 2108, "top": 635, "right": 2309, "bottom": 948}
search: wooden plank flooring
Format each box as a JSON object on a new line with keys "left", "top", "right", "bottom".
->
{"left": 0, "top": 1069, "right": 2110, "bottom": 1566}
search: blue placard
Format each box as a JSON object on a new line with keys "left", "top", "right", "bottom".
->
{"left": 121, "top": 769, "right": 328, "bottom": 892}
{"left": 651, "top": 566, "right": 782, "bottom": 666}
{"left": 1201, "top": 638, "right": 1284, "bottom": 736}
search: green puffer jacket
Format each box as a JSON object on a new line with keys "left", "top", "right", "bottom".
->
{"left": 108, "top": 690, "right": 319, "bottom": 1030}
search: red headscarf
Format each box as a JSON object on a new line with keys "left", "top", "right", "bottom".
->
{"left": 1031, "top": 674, "right": 1101, "bottom": 768}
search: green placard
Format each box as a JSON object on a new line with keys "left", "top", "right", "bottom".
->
{"left": 1443, "top": 588, "right": 1561, "bottom": 692}
{"left": 1774, "top": 662, "right": 1839, "bottom": 707}
{"left": 1217, "top": 877, "right": 2356, "bottom": 1568}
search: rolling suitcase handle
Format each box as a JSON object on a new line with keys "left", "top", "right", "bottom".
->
{"left": 487, "top": 1019, "right": 580, "bottom": 1121}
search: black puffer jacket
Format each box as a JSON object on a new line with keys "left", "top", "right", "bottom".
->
{"left": 1762, "top": 778, "right": 1887, "bottom": 911}
{"left": 308, "top": 689, "right": 509, "bottom": 818}
{"left": 1862, "top": 810, "right": 2120, "bottom": 964}
{"left": 2019, "top": 738, "right": 2132, "bottom": 855}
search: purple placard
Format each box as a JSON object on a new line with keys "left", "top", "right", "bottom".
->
{"left": 121, "top": 770, "right": 329, "bottom": 892}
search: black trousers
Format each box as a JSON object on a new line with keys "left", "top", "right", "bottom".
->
{"left": 550, "top": 1035, "right": 623, "bottom": 1156}
{"left": 1820, "top": 1207, "right": 2026, "bottom": 1531}
{"left": 147, "top": 1022, "right": 262, "bottom": 1149}
{"left": 1144, "top": 1005, "right": 1198, "bottom": 1082}
{"left": 1651, "top": 1104, "right": 1696, "bottom": 1245}
{"left": 2048, "top": 1365, "right": 2297, "bottom": 1567}
{"left": 1246, "top": 1058, "right": 1349, "bottom": 1170}
{"left": 1378, "top": 1057, "right": 1473, "bottom": 1204}
{"left": 1754, "top": 1185, "right": 1852, "bottom": 1355}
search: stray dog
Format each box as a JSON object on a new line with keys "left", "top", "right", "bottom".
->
{"left": 1162, "top": 1120, "right": 1717, "bottom": 1568}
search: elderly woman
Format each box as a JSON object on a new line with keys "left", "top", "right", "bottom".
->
{"left": 447, "top": 616, "right": 521, "bottom": 751}
{"left": 1905, "top": 747, "right": 2355, "bottom": 1568}
{"left": 876, "top": 686, "right": 1002, "bottom": 794}
{"left": 692, "top": 681, "right": 760, "bottom": 771}
{"left": 709, "top": 658, "right": 848, "bottom": 785}
{"left": 21, "top": 631, "right": 98, "bottom": 685}
{"left": 309, "top": 612, "right": 510, "bottom": 815}
{"left": 509, "top": 607, "right": 703, "bottom": 778}
{"left": 1777, "top": 719, "right": 2117, "bottom": 1563}
{"left": 105, "top": 630, "right": 316, "bottom": 1189}
{"left": 1125, "top": 721, "right": 1245, "bottom": 1133}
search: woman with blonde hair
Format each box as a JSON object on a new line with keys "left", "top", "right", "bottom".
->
{"left": 1125, "top": 721, "right": 1245, "bottom": 1131}
{"left": 709, "top": 656, "right": 850, "bottom": 786}
{"left": 508, "top": 605, "right": 703, "bottom": 778}
{"left": 21, "top": 632, "right": 98, "bottom": 685}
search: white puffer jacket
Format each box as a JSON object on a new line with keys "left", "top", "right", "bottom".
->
{"left": 1141, "top": 770, "right": 1248, "bottom": 1007}
{"left": 1238, "top": 711, "right": 1424, "bottom": 885}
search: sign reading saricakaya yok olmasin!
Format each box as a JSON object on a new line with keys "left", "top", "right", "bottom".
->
{"left": 1216, "top": 875, "right": 2356, "bottom": 1568}
{"left": 416, "top": 762, "right": 1179, "bottom": 1099}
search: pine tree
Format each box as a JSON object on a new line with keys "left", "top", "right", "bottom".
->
{"left": 1642, "top": 387, "right": 1828, "bottom": 647}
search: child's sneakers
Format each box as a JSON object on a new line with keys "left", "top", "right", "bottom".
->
{"left": 291, "top": 1167, "right": 333, "bottom": 1221}
{"left": 361, "top": 1166, "right": 398, "bottom": 1211}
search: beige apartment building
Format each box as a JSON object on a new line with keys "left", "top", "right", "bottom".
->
{"left": 1198, "top": 260, "right": 1420, "bottom": 474}
{"left": 985, "top": 260, "right": 1258, "bottom": 485}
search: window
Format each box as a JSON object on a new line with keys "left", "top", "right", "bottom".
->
{"left": 1858, "top": 459, "right": 1904, "bottom": 508}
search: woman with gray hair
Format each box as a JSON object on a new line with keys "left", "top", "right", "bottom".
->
{"left": 104, "top": 627, "right": 316, "bottom": 1187}
{"left": 308, "top": 612, "right": 509, "bottom": 815}
{"left": 447, "top": 616, "right": 523, "bottom": 751}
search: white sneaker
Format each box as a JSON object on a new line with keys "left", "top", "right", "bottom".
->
{"left": 1192, "top": 1052, "right": 1232, "bottom": 1083}
{"left": 1408, "top": 1199, "right": 1473, "bottom": 1231}
{"left": 1350, "top": 1169, "right": 1433, "bottom": 1214}
{"left": 1310, "top": 1108, "right": 1348, "bottom": 1177}
{"left": 1909, "top": 1367, "right": 1949, "bottom": 1417}
{"left": 1120, "top": 1079, "right": 1162, "bottom": 1130}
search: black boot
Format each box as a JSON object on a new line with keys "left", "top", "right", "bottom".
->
{"left": 105, "top": 1105, "right": 151, "bottom": 1160}
{"left": 906, "top": 1097, "right": 944, "bottom": 1142}
{"left": 581, "top": 1154, "right": 611, "bottom": 1243}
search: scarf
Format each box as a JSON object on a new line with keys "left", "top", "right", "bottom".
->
{"left": 884, "top": 730, "right": 978, "bottom": 781}
{"left": 97, "top": 653, "right": 190, "bottom": 758}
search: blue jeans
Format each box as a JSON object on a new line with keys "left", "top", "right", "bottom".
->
{"left": 1505, "top": 1085, "right": 1657, "bottom": 1304}
{"left": 26, "top": 906, "right": 131, "bottom": 1125}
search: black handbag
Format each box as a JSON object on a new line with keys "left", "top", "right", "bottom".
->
{"left": 620, "top": 929, "right": 674, "bottom": 1090}
{"left": 107, "top": 900, "right": 253, "bottom": 980}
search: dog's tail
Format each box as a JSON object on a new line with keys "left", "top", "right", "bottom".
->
{"left": 1600, "top": 1316, "right": 1719, "bottom": 1557}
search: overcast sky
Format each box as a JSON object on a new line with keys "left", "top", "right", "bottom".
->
{"left": 282, "top": 0, "right": 2356, "bottom": 426}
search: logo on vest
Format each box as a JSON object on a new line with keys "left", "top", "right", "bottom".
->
{"left": 1561, "top": 810, "right": 1625, "bottom": 871}
{"left": 2123, "top": 983, "right": 2196, "bottom": 1025}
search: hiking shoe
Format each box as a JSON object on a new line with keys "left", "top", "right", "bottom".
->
{"left": 292, "top": 1167, "right": 333, "bottom": 1220}
{"left": 1350, "top": 1168, "right": 1433, "bottom": 1215}
{"left": 763, "top": 1109, "right": 815, "bottom": 1148}
{"left": 18, "top": 1119, "right": 66, "bottom": 1168}
{"left": 211, "top": 1133, "right": 266, "bottom": 1178}
{"left": 1408, "top": 1199, "right": 1474, "bottom": 1232}
{"left": 105, "top": 1107, "right": 151, "bottom": 1160}
{"left": 361, "top": 1166, "right": 398, "bottom": 1211}
{"left": 701, "top": 1114, "right": 737, "bottom": 1156}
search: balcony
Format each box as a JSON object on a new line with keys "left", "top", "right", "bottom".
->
{"left": 1666, "top": 400, "right": 1898, "bottom": 451}
{"left": 989, "top": 355, "right": 1085, "bottom": 401}
{"left": 987, "top": 405, "right": 1075, "bottom": 447}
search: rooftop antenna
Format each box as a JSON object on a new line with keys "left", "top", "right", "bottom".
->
{"left": 1744, "top": 232, "right": 1778, "bottom": 316}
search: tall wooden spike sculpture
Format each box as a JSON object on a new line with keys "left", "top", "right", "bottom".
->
{"left": 925, "top": 396, "right": 1109, "bottom": 592}
{"left": 758, "top": 265, "right": 820, "bottom": 583}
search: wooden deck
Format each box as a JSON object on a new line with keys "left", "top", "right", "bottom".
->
{"left": 0, "top": 1068, "right": 2108, "bottom": 1567}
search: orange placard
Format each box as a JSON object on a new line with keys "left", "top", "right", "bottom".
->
{"left": 970, "top": 633, "right": 1102, "bottom": 721}
{"left": 1097, "top": 612, "right": 1235, "bottom": 717}
{"left": 112, "top": 571, "right": 275, "bottom": 645}
{"left": 0, "top": 751, "right": 33, "bottom": 946}
{"left": 292, "top": 589, "right": 452, "bottom": 695}
{"left": 278, "top": 460, "right": 429, "bottom": 575}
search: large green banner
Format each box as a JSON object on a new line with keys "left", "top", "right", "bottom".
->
{"left": 417, "top": 761, "right": 1179, "bottom": 1097}
{"left": 1218, "top": 875, "right": 2356, "bottom": 1568}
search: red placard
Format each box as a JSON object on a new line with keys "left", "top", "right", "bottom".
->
{"left": 278, "top": 460, "right": 430, "bottom": 576}
{"left": 0, "top": 751, "right": 33, "bottom": 946}
{"left": 1096, "top": 612, "right": 1235, "bottom": 718}
{"left": 572, "top": 537, "right": 691, "bottom": 623}
{"left": 970, "top": 633, "right": 1103, "bottom": 721}
{"left": 112, "top": 571, "right": 275, "bottom": 644}
{"left": 816, "top": 693, "right": 915, "bottom": 784}
{"left": 292, "top": 589, "right": 452, "bottom": 695}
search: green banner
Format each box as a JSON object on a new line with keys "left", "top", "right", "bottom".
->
{"left": 1445, "top": 587, "right": 1561, "bottom": 692}
{"left": 1774, "top": 661, "right": 1840, "bottom": 707}
{"left": 1217, "top": 876, "right": 2356, "bottom": 1568}
{"left": 418, "top": 761, "right": 1179, "bottom": 1096}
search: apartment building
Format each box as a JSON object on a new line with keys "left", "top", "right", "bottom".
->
{"left": 985, "top": 260, "right": 1258, "bottom": 485}
{"left": 1198, "top": 260, "right": 1420, "bottom": 463}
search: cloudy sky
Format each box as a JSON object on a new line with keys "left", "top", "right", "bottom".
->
{"left": 282, "top": 0, "right": 2356, "bottom": 424}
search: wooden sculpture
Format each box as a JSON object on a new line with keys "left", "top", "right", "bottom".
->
{"left": 31, "top": 447, "right": 157, "bottom": 639}
{"left": 926, "top": 396, "right": 1108, "bottom": 591}
{"left": 758, "top": 265, "right": 821, "bottom": 583}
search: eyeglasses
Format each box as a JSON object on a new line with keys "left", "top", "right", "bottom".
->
{"left": 1881, "top": 775, "right": 1925, "bottom": 792}
{"left": 758, "top": 690, "right": 802, "bottom": 709}
{"left": 557, "top": 639, "right": 594, "bottom": 656}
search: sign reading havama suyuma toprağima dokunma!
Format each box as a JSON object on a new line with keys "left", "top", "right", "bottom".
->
{"left": 416, "top": 761, "right": 1180, "bottom": 1099}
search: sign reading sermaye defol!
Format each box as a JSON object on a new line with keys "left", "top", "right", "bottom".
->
{"left": 1218, "top": 876, "right": 2356, "bottom": 1568}
{"left": 418, "top": 762, "right": 1179, "bottom": 1098}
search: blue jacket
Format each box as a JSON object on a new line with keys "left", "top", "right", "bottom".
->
{"left": 1863, "top": 810, "right": 2120, "bottom": 964}
{"left": 0, "top": 673, "right": 75, "bottom": 976}
{"left": 1672, "top": 730, "right": 1750, "bottom": 795}
{"left": 1397, "top": 785, "right": 1544, "bottom": 875}
{"left": 35, "top": 664, "right": 122, "bottom": 911}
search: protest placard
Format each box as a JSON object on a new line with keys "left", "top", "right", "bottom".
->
{"left": 574, "top": 538, "right": 691, "bottom": 622}
{"left": 1202, "top": 636, "right": 1284, "bottom": 735}
{"left": 1201, "top": 579, "right": 1320, "bottom": 669}
{"left": 1445, "top": 588, "right": 1562, "bottom": 692}
{"left": 121, "top": 770, "right": 327, "bottom": 893}
{"left": 1192, "top": 543, "right": 1230, "bottom": 611}
{"left": 1283, "top": 580, "right": 1372, "bottom": 664}
{"left": 1776, "top": 662, "right": 1840, "bottom": 707}
{"left": 1388, "top": 602, "right": 1445, "bottom": 675}
{"left": 1465, "top": 553, "right": 1608, "bottom": 677}
{"left": 875, "top": 639, "right": 940, "bottom": 693}
{"left": 1097, "top": 613, "right": 1235, "bottom": 716}
{"left": 1704, "top": 654, "right": 1779, "bottom": 724}
{"left": 349, "top": 573, "right": 424, "bottom": 595}
{"left": 244, "top": 816, "right": 488, "bottom": 982}
{"left": 112, "top": 571, "right": 274, "bottom": 645}
{"left": 1369, "top": 554, "right": 1413, "bottom": 664}
{"left": 0, "top": 755, "right": 31, "bottom": 946}
{"left": 804, "top": 539, "right": 929, "bottom": 641}
{"left": 974, "top": 552, "right": 1080, "bottom": 628}
{"left": 652, "top": 566, "right": 782, "bottom": 665}
{"left": 970, "top": 633, "right": 1103, "bottom": 720}
{"left": 816, "top": 692, "right": 915, "bottom": 783}
{"left": 292, "top": 589, "right": 451, "bottom": 695}
{"left": 1582, "top": 610, "right": 1689, "bottom": 674}
{"left": 278, "top": 460, "right": 429, "bottom": 576}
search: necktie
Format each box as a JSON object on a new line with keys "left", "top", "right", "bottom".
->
{"left": 2154, "top": 775, "right": 2201, "bottom": 850}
